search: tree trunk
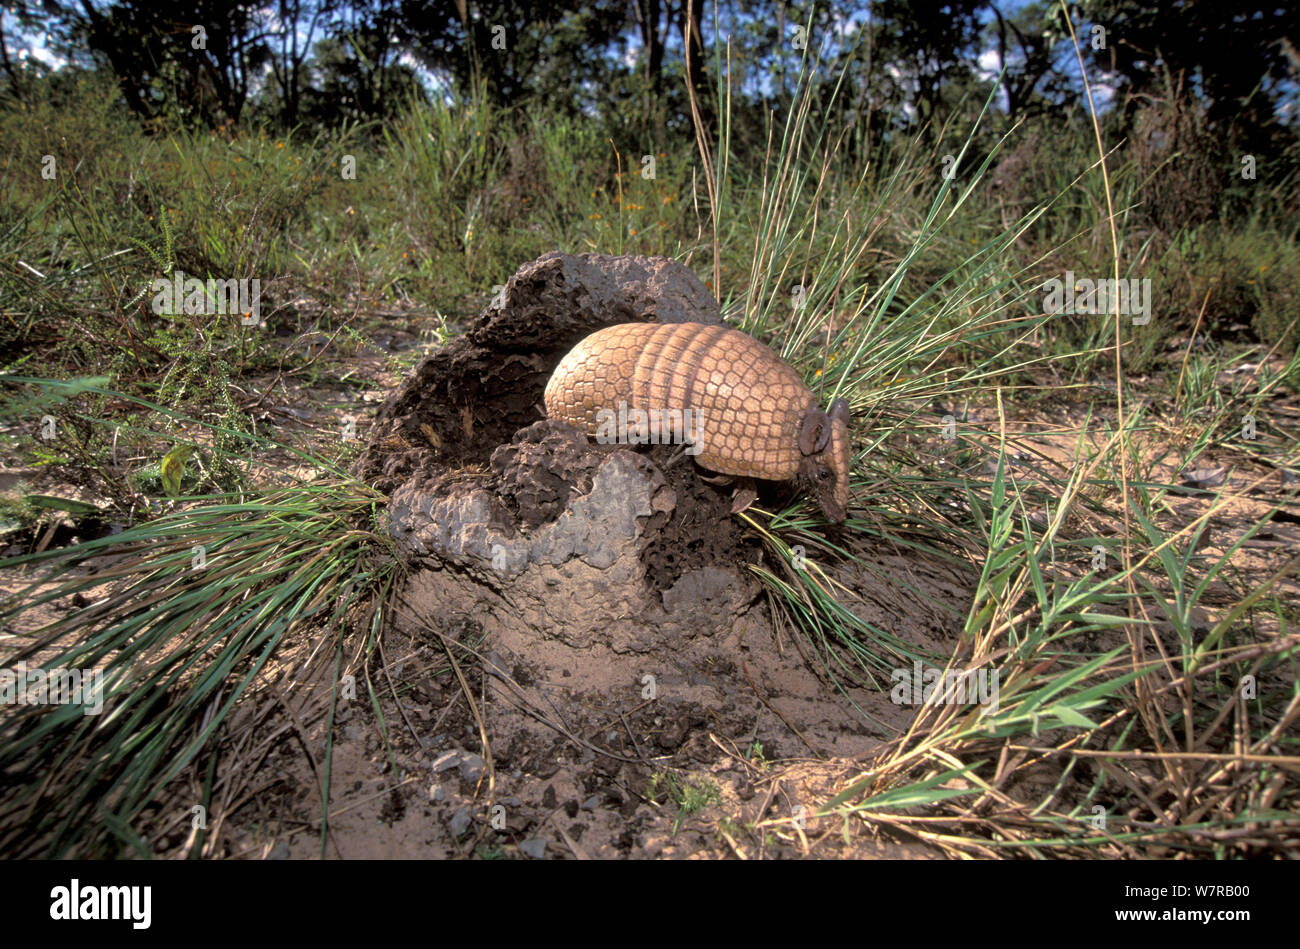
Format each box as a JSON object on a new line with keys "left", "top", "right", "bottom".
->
{"left": 683, "top": 0, "right": 711, "bottom": 132}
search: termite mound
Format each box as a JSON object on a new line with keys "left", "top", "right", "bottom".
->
{"left": 354, "top": 252, "right": 892, "bottom": 772}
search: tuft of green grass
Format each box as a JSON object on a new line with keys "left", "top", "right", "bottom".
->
{"left": 0, "top": 478, "right": 398, "bottom": 858}
{"left": 0, "top": 375, "right": 400, "bottom": 857}
{"left": 648, "top": 770, "right": 723, "bottom": 835}
{"left": 678, "top": 9, "right": 1300, "bottom": 857}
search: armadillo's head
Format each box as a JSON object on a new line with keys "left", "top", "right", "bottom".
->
{"left": 797, "top": 398, "right": 852, "bottom": 524}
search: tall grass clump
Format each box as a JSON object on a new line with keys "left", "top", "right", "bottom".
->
{"left": 0, "top": 378, "right": 399, "bottom": 857}
{"left": 682, "top": 4, "right": 1299, "bottom": 854}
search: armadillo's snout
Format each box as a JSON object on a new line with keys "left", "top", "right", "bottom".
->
{"left": 796, "top": 397, "right": 852, "bottom": 523}
{"left": 816, "top": 399, "right": 852, "bottom": 523}
{"left": 824, "top": 407, "right": 851, "bottom": 522}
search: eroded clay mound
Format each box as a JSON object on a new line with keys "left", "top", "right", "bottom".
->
{"left": 389, "top": 419, "right": 759, "bottom": 650}
{"left": 359, "top": 252, "right": 896, "bottom": 824}
{"left": 367, "top": 251, "right": 769, "bottom": 653}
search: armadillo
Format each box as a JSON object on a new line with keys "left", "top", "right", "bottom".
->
{"left": 544, "top": 321, "right": 852, "bottom": 522}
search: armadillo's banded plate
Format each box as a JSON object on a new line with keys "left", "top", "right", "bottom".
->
{"left": 544, "top": 321, "right": 815, "bottom": 480}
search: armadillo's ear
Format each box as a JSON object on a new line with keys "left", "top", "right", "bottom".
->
{"left": 799, "top": 407, "right": 831, "bottom": 454}
{"left": 829, "top": 398, "right": 850, "bottom": 424}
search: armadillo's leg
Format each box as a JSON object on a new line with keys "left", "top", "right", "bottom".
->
{"left": 729, "top": 478, "right": 759, "bottom": 515}
{"left": 661, "top": 443, "right": 692, "bottom": 469}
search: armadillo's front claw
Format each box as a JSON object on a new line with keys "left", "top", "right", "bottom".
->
{"left": 661, "top": 444, "right": 691, "bottom": 470}
{"left": 730, "top": 484, "right": 758, "bottom": 515}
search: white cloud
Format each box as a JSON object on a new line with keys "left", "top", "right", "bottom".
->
{"left": 977, "top": 47, "right": 1002, "bottom": 81}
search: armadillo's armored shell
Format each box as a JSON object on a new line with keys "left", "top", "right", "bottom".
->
{"left": 544, "top": 322, "right": 817, "bottom": 480}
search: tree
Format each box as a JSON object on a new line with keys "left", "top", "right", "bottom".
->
{"left": 268, "top": 0, "right": 339, "bottom": 126}
{"left": 1083, "top": 0, "right": 1299, "bottom": 148}
{"left": 68, "top": 0, "right": 272, "bottom": 125}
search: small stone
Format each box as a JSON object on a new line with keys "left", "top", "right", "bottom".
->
{"left": 1180, "top": 467, "right": 1228, "bottom": 490}
{"left": 519, "top": 838, "right": 547, "bottom": 859}
{"left": 432, "top": 751, "right": 460, "bottom": 773}
{"left": 449, "top": 806, "right": 473, "bottom": 837}
{"left": 459, "top": 753, "right": 486, "bottom": 782}
{"left": 267, "top": 840, "right": 290, "bottom": 860}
